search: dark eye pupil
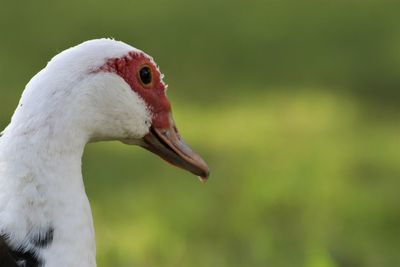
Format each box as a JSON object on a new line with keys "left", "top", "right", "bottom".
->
{"left": 139, "top": 67, "right": 152, "bottom": 85}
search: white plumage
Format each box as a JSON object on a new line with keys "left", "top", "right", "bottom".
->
{"left": 0, "top": 39, "right": 208, "bottom": 267}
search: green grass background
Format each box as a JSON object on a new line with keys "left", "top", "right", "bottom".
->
{"left": 1, "top": 1, "right": 399, "bottom": 266}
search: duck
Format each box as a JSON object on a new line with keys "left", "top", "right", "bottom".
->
{"left": 0, "top": 39, "right": 209, "bottom": 267}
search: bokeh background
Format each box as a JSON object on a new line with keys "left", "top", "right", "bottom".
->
{"left": 1, "top": 1, "right": 399, "bottom": 266}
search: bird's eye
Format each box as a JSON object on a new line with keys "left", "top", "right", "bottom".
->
{"left": 139, "top": 66, "right": 152, "bottom": 85}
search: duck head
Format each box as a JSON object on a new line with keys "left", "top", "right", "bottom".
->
{"left": 15, "top": 39, "right": 209, "bottom": 181}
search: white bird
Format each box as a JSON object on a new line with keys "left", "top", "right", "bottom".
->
{"left": 0, "top": 39, "right": 209, "bottom": 267}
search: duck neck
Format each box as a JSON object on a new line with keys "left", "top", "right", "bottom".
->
{"left": 0, "top": 119, "right": 96, "bottom": 267}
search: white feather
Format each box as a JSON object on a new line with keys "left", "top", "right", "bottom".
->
{"left": 0, "top": 39, "right": 153, "bottom": 267}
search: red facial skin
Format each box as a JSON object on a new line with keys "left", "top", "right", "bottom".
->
{"left": 100, "top": 51, "right": 171, "bottom": 129}
{"left": 97, "top": 51, "right": 210, "bottom": 180}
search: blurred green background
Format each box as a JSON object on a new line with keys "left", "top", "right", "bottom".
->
{"left": 1, "top": 1, "right": 400, "bottom": 266}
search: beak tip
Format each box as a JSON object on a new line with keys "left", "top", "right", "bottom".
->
{"left": 197, "top": 169, "right": 210, "bottom": 183}
{"left": 198, "top": 176, "right": 208, "bottom": 183}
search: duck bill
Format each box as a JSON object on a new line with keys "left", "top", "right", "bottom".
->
{"left": 141, "top": 118, "right": 210, "bottom": 182}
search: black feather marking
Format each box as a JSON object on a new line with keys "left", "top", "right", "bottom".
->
{"left": 0, "top": 234, "right": 42, "bottom": 267}
{"left": 30, "top": 228, "right": 54, "bottom": 249}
